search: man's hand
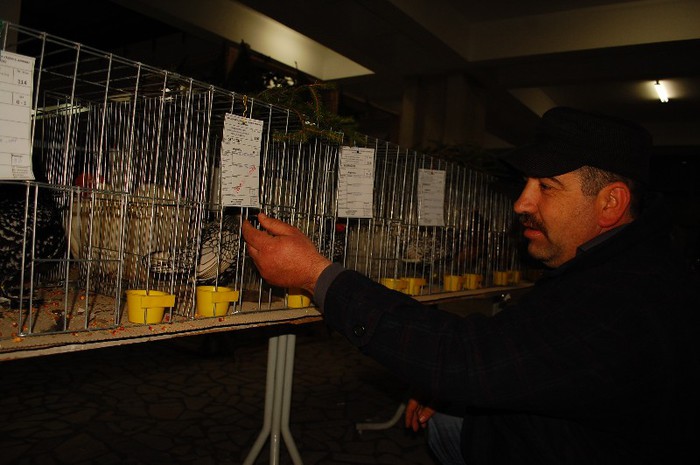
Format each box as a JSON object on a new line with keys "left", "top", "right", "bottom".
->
{"left": 242, "top": 213, "right": 332, "bottom": 294}
{"left": 405, "top": 398, "right": 436, "bottom": 432}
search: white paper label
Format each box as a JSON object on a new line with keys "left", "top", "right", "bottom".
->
{"left": 337, "top": 146, "right": 375, "bottom": 218}
{"left": 220, "top": 113, "right": 263, "bottom": 208}
{"left": 0, "top": 51, "right": 35, "bottom": 180}
{"left": 417, "top": 168, "right": 446, "bottom": 226}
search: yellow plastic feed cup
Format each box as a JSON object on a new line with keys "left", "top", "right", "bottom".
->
{"left": 508, "top": 270, "right": 522, "bottom": 285}
{"left": 380, "top": 278, "right": 407, "bottom": 292}
{"left": 443, "top": 275, "right": 463, "bottom": 292}
{"left": 196, "top": 286, "right": 239, "bottom": 317}
{"left": 287, "top": 288, "right": 311, "bottom": 308}
{"left": 126, "top": 289, "right": 175, "bottom": 324}
{"left": 402, "top": 277, "right": 427, "bottom": 296}
{"left": 493, "top": 270, "right": 509, "bottom": 286}
{"left": 462, "top": 273, "right": 483, "bottom": 290}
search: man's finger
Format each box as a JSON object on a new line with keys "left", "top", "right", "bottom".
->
{"left": 246, "top": 241, "right": 259, "bottom": 259}
{"left": 241, "top": 218, "right": 269, "bottom": 249}
{"left": 257, "top": 212, "right": 300, "bottom": 236}
{"left": 405, "top": 399, "right": 418, "bottom": 429}
{"left": 405, "top": 399, "right": 424, "bottom": 432}
{"left": 418, "top": 406, "right": 436, "bottom": 427}
{"left": 412, "top": 410, "right": 422, "bottom": 431}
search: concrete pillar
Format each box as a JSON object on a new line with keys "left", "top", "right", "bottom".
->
{"left": 0, "top": 0, "right": 21, "bottom": 22}
{"left": 1, "top": 0, "right": 22, "bottom": 52}
{"left": 398, "top": 72, "right": 485, "bottom": 151}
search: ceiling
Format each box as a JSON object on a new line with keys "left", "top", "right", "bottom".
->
{"left": 10, "top": 0, "right": 700, "bottom": 151}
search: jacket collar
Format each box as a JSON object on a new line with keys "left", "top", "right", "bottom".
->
{"left": 539, "top": 192, "right": 669, "bottom": 278}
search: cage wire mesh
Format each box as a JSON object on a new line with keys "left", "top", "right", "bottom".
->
{"left": 0, "top": 20, "right": 523, "bottom": 341}
{"left": 342, "top": 139, "right": 520, "bottom": 296}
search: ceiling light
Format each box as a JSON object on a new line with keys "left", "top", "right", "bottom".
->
{"left": 654, "top": 81, "right": 669, "bottom": 103}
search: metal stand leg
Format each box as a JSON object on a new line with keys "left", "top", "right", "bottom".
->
{"left": 355, "top": 402, "right": 406, "bottom": 432}
{"left": 243, "top": 334, "right": 303, "bottom": 465}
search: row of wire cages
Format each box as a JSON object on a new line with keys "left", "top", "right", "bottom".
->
{"left": 0, "top": 20, "right": 523, "bottom": 340}
{"left": 341, "top": 141, "right": 522, "bottom": 297}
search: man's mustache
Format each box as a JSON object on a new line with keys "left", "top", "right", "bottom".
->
{"left": 519, "top": 213, "right": 546, "bottom": 235}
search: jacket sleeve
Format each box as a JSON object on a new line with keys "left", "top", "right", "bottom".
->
{"left": 322, "top": 269, "right": 520, "bottom": 411}
{"left": 321, "top": 268, "right": 676, "bottom": 416}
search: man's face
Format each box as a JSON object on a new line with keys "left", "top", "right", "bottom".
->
{"left": 514, "top": 171, "right": 601, "bottom": 268}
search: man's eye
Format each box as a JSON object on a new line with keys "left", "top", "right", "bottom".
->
{"left": 539, "top": 182, "right": 552, "bottom": 191}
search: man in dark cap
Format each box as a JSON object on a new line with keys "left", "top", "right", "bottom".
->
{"left": 242, "top": 107, "right": 697, "bottom": 464}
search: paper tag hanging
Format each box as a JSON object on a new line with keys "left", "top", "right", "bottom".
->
{"left": 337, "top": 146, "right": 375, "bottom": 218}
{"left": 0, "top": 51, "right": 35, "bottom": 180}
{"left": 417, "top": 168, "right": 446, "bottom": 226}
{"left": 220, "top": 113, "right": 263, "bottom": 208}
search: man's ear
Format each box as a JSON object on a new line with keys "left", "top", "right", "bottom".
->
{"left": 598, "top": 182, "right": 632, "bottom": 228}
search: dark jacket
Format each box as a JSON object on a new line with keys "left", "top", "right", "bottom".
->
{"left": 321, "top": 197, "right": 699, "bottom": 464}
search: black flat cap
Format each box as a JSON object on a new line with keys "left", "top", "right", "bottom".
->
{"left": 501, "top": 107, "right": 652, "bottom": 184}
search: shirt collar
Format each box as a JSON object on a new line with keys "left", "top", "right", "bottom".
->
{"left": 576, "top": 223, "right": 629, "bottom": 255}
{"left": 542, "top": 223, "right": 631, "bottom": 277}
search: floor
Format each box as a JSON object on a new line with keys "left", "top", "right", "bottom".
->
{"left": 0, "top": 322, "right": 440, "bottom": 465}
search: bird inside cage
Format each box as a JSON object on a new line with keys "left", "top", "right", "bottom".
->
{"left": 456, "top": 209, "right": 490, "bottom": 270}
{"left": 330, "top": 222, "right": 346, "bottom": 263}
{"left": 0, "top": 183, "right": 67, "bottom": 305}
{"left": 314, "top": 219, "right": 346, "bottom": 263}
{"left": 197, "top": 213, "right": 241, "bottom": 283}
{"left": 145, "top": 212, "right": 241, "bottom": 284}
{"left": 401, "top": 227, "right": 453, "bottom": 266}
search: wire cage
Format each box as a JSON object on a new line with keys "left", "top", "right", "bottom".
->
{"left": 0, "top": 20, "right": 523, "bottom": 342}
{"left": 342, "top": 140, "right": 521, "bottom": 296}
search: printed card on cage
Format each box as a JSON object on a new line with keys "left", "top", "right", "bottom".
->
{"left": 221, "top": 113, "right": 263, "bottom": 208}
{"left": 0, "top": 51, "right": 34, "bottom": 180}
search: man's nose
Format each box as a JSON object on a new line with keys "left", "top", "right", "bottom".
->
{"left": 513, "top": 180, "right": 536, "bottom": 214}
